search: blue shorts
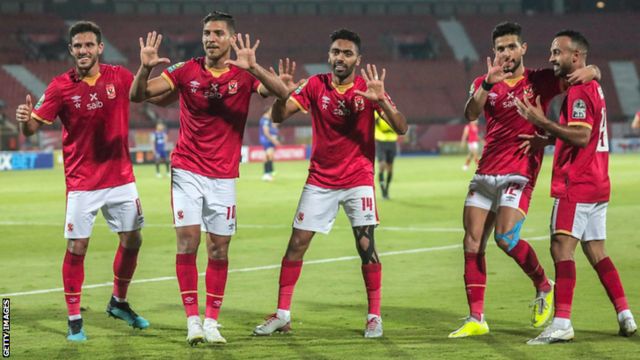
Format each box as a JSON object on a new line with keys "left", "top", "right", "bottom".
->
{"left": 155, "top": 149, "right": 168, "bottom": 159}
{"left": 261, "top": 141, "right": 275, "bottom": 150}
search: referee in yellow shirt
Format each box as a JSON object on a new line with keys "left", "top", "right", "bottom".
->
{"left": 374, "top": 110, "right": 398, "bottom": 199}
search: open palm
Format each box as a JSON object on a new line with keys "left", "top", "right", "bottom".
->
{"left": 226, "top": 33, "right": 258, "bottom": 70}
{"left": 354, "top": 64, "right": 386, "bottom": 101}
{"left": 139, "top": 31, "right": 170, "bottom": 69}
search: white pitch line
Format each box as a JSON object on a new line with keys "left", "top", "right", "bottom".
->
{"left": 0, "top": 232, "right": 550, "bottom": 297}
{"left": 1, "top": 243, "right": 463, "bottom": 297}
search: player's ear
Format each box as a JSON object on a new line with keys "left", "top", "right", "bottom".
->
{"left": 521, "top": 42, "right": 528, "bottom": 55}
{"left": 355, "top": 54, "right": 361, "bottom": 67}
{"left": 68, "top": 43, "right": 73, "bottom": 56}
{"left": 97, "top": 42, "right": 104, "bottom": 56}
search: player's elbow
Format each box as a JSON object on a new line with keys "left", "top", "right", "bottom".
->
{"left": 396, "top": 123, "right": 408, "bottom": 135}
{"left": 129, "top": 92, "right": 144, "bottom": 103}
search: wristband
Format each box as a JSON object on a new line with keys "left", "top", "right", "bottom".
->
{"left": 481, "top": 80, "right": 494, "bottom": 91}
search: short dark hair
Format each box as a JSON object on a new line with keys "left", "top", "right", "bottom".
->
{"left": 555, "top": 29, "right": 589, "bottom": 53}
{"left": 330, "top": 29, "right": 361, "bottom": 52}
{"left": 69, "top": 21, "right": 102, "bottom": 44}
{"left": 492, "top": 21, "right": 522, "bottom": 44}
{"left": 202, "top": 11, "right": 235, "bottom": 33}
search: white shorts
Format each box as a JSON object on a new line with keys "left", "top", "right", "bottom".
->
{"left": 64, "top": 182, "right": 144, "bottom": 239}
{"left": 468, "top": 142, "right": 479, "bottom": 151}
{"left": 550, "top": 198, "right": 607, "bottom": 241}
{"left": 171, "top": 168, "right": 237, "bottom": 236}
{"left": 292, "top": 184, "right": 378, "bottom": 234}
{"left": 464, "top": 174, "right": 533, "bottom": 214}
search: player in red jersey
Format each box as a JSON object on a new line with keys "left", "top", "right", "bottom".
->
{"left": 253, "top": 29, "right": 407, "bottom": 339}
{"left": 15, "top": 21, "right": 150, "bottom": 342}
{"left": 460, "top": 119, "right": 481, "bottom": 171}
{"left": 449, "top": 22, "right": 602, "bottom": 338}
{"left": 514, "top": 30, "right": 636, "bottom": 344}
{"left": 129, "top": 11, "right": 290, "bottom": 345}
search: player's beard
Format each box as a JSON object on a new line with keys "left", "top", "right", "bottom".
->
{"left": 552, "top": 61, "right": 571, "bottom": 77}
{"left": 503, "top": 57, "right": 521, "bottom": 74}
{"left": 75, "top": 54, "right": 98, "bottom": 73}
{"left": 204, "top": 44, "right": 229, "bottom": 63}
{"left": 332, "top": 61, "right": 354, "bottom": 81}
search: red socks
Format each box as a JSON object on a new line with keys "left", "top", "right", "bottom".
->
{"left": 277, "top": 258, "right": 303, "bottom": 310}
{"left": 362, "top": 263, "right": 382, "bottom": 316}
{"left": 176, "top": 253, "right": 199, "bottom": 317}
{"left": 205, "top": 259, "right": 228, "bottom": 320}
{"left": 508, "top": 240, "right": 551, "bottom": 292}
{"left": 464, "top": 252, "right": 486, "bottom": 320}
{"left": 62, "top": 250, "right": 85, "bottom": 318}
{"left": 594, "top": 257, "right": 629, "bottom": 313}
{"left": 112, "top": 244, "right": 139, "bottom": 300}
{"left": 554, "top": 260, "right": 576, "bottom": 319}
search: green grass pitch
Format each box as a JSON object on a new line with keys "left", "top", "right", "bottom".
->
{"left": 1, "top": 155, "right": 638, "bottom": 359}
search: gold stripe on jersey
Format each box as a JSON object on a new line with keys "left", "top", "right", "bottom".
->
{"left": 206, "top": 66, "right": 230, "bottom": 78}
{"left": 160, "top": 72, "right": 176, "bottom": 91}
{"left": 288, "top": 97, "right": 308, "bottom": 114}
{"left": 331, "top": 82, "right": 354, "bottom": 94}
{"left": 31, "top": 111, "right": 53, "bottom": 124}
{"left": 568, "top": 121, "right": 592, "bottom": 129}
{"left": 81, "top": 72, "right": 101, "bottom": 86}
{"left": 502, "top": 75, "right": 524, "bottom": 87}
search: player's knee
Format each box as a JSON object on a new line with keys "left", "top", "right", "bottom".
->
{"left": 494, "top": 219, "right": 524, "bottom": 252}
{"left": 67, "top": 238, "right": 89, "bottom": 255}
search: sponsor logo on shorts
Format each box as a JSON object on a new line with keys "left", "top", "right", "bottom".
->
{"left": 364, "top": 214, "right": 374, "bottom": 221}
{"left": 67, "top": 223, "right": 74, "bottom": 232}
{"left": 228, "top": 223, "right": 235, "bottom": 231}
{"left": 297, "top": 212, "right": 304, "bottom": 222}
{"left": 177, "top": 210, "right": 184, "bottom": 220}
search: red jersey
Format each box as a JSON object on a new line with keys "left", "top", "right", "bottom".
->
{"left": 470, "top": 68, "right": 561, "bottom": 183}
{"left": 31, "top": 64, "right": 135, "bottom": 191}
{"left": 161, "top": 59, "right": 260, "bottom": 178}
{"left": 465, "top": 122, "right": 479, "bottom": 143}
{"left": 290, "top": 74, "right": 386, "bottom": 188}
{"left": 551, "top": 81, "right": 609, "bottom": 202}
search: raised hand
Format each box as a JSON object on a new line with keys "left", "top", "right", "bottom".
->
{"left": 485, "top": 56, "right": 512, "bottom": 85}
{"left": 566, "top": 66, "right": 596, "bottom": 85}
{"left": 16, "top": 94, "right": 33, "bottom": 123}
{"left": 139, "top": 31, "right": 170, "bottom": 69}
{"left": 271, "top": 58, "right": 305, "bottom": 93}
{"left": 225, "top": 33, "right": 259, "bottom": 70}
{"left": 354, "top": 64, "right": 386, "bottom": 102}
{"left": 515, "top": 95, "right": 546, "bottom": 126}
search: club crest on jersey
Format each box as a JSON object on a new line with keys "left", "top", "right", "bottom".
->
{"left": 228, "top": 80, "right": 238, "bottom": 95}
{"left": 523, "top": 85, "right": 534, "bottom": 99}
{"left": 167, "top": 62, "right": 185, "bottom": 73}
{"left": 572, "top": 99, "right": 587, "bottom": 119}
{"left": 354, "top": 95, "right": 365, "bottom": 112}
{"left": 34, "top": 94, "right": 45, "bottom": 110}
{"left": 106, "top": 83, "right": 116, "bottom": 99}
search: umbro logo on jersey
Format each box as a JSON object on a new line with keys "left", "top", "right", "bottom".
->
{"left": 321, "top": 96, "right": 330, "bottom": 110}
{"left": 71, "top": 95, "right": 82, "bottom": 109}
{"left": 189, "top": 80, "right": 200, "bottom": 94}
